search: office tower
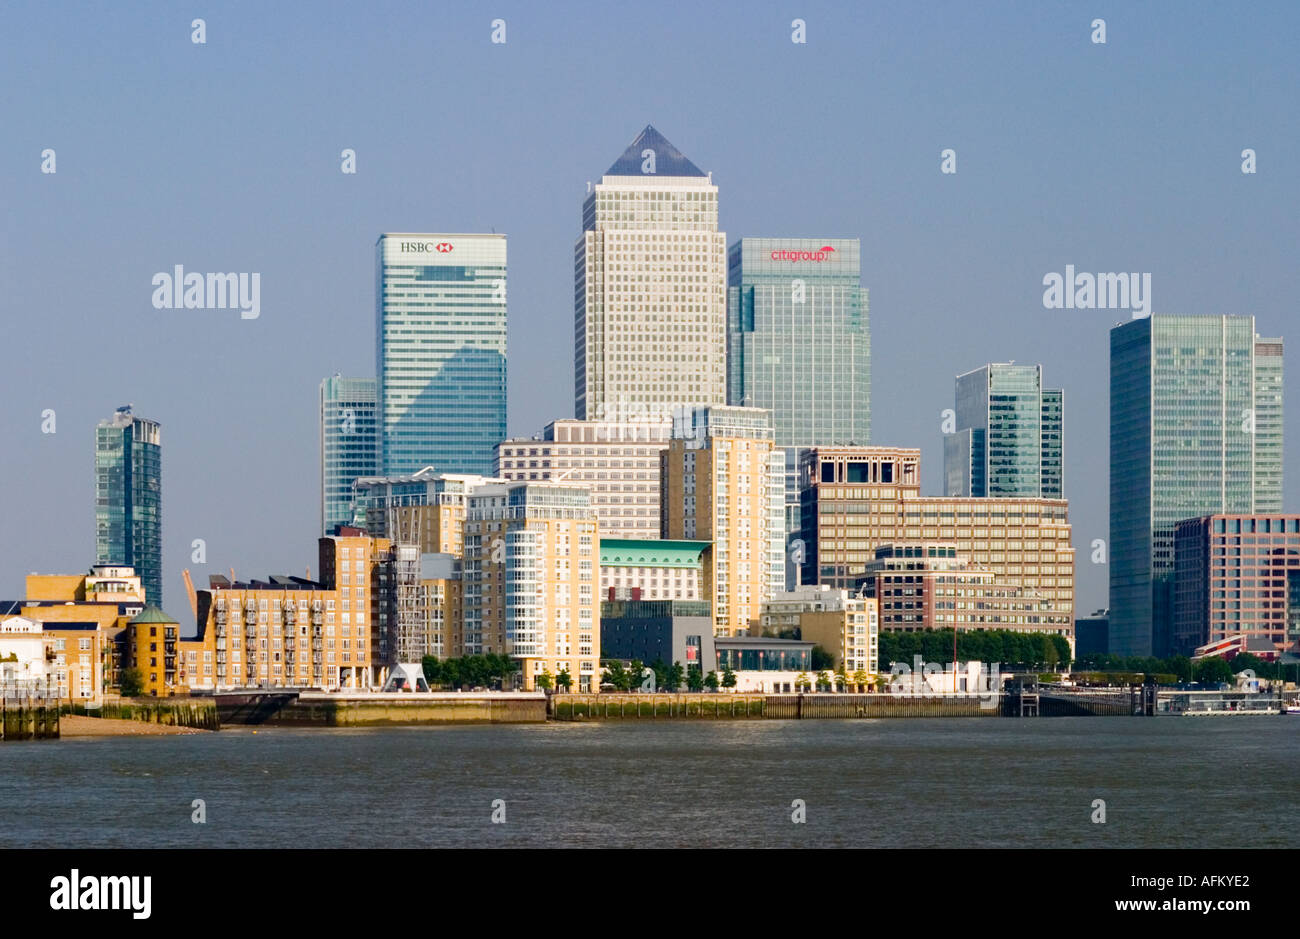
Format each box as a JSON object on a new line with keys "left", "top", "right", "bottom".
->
{"left": 1110, "top": 315, "right": 1284, "bottom": 657}
{"left": 375, "top": 233, "right": 507, "bottom": 477}
{"left": 798, "top": 447, "right": 1074, "bottom": 626}
{"left": 463, "top": 481, "right": 601, "bottom": 690}
{"left": 95, "top": 406, "right": 162, "bottom": 608}
{"left": 496, "top": 418, "right": 671, "bottom": 538}
{"left": 1173, "top": 515, "right": 1300, "bottom": 656}
{"left": 727, "top": 237, "right": 871, "bottom": 588}
{"left": 944, "top": 364, "right": 1064, "bottom": 498}
{"left": 660, "top": 406, "right": 785, "bottom": 637}
{"left": 320, "top": 375, "right": 378, "bottom": 535}
{"left": 574, "top": 125, "right": 727, "bottom": 422}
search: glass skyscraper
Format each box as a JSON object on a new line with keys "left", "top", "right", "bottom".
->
{"left": 726, "top": 237, "right": 870, "bottom": 588}
{"left": 320, "top": 375, "right": 378, "bottom": 534}
{"left": 1109, "top": 315, "right": 1283, "bottom": 657}
{"left": 95, "top": 406, "right": 162, "bottom": 607}
{"left": 944, "top": 364, "right": 1063, "bottom": 499}
{"left": 375, "top": 234, "right": 506, "bottom": 477}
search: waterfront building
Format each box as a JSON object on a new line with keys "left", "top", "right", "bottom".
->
{"left": 95, "top": 406, "right": 162, "bottom": 607}
{"left": 798, "top": 447, "right": 1074, "bottom": 626}
{"left": 419, "top": 553, "right": 462, "bottom": 662}
{"left": 760, "top": 585, "right": 879, "bottom": 677}
{"left": 599, "top": 538, "right": 708, "bottom": 602}
{"left": 1110, "top": 316, "right": 1283, "bottom": 657}
{"left": 599, "top": 599, "right": 715, "bottom": 677}
{"left": 1173, "top": 514, "right": 1300, "bottom": 657}
{"left": 0, "top": 617, "right": 53, "bottom": 694}
{"left": 575, "top": 126, "right": 727, "bottom": 422}
{"left": 1074, "top": 609, "right": 1109, "bottom": 659}
{"left": 125, "top": 605, "right": 207, "bottom": 697}
{"left": 496, "top": 418, "right": 671, "bottom": 538}
{"left": 660, "top": 406, "right": 785, "bottom": 637}
{"left": 320, "top": 375, "right": 378, "bottom": 535}
{"left": 375, "top": 233, "right": 507, "bottom": 477}
{"left": 944, "top": 363, "right": 1063, "bottom": 499}
{"left": 712, "top": 636, "right": 813, "bottom": 693}
{"left": 859, "top": 543, "right": 1073, "bottom": 647}
{"left": 463, "top": 481, "right": 600, "bottom": 691}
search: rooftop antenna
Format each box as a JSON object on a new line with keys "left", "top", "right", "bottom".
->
{"left": 586, "top": 181, "right": 592, "bottom": 193}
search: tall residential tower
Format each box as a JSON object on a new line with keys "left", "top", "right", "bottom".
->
{"left": 319, "top": 375, "right": 378, "bottom": 534}
{"left": 95, "top": 406, "right": 162, "bottom": 607}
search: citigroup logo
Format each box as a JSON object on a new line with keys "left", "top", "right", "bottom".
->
{"left": 771, "top": 245, "right": 837, "bottom": 262}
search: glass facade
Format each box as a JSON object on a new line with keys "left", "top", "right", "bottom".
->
{"left": 319, "top": 376, "right": 378, "bottom": 534}
{"left": 376, "top": 234, "right": 506, "bottom": 477}
{"left": 726, "top": 237, "right": 870, "bottom": 449}
{"left": 95, "top": 408, "right": 162, "bottom": 607}
{"left": 1110, "top": 315, "right": 1283, "bottom": 657}
{"left": 944, "top": 364, "right": 1063, "bottom": 499}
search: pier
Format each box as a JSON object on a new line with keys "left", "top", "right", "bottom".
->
{"left": 0, "top": 688, "right": 60, "bottom": 741}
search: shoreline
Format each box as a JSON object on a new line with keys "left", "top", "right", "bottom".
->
{"left": 58, "top": 715, "right": 213, "bottom": 738}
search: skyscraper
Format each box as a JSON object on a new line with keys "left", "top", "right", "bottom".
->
{"left": 1109, "top": 315, "right": 1284, "bottom": 657}
{"left": 727, "top": 237, "right": 871, "bottom": 587}
{"left": 95, "top": 406, "right": 162, "bottom": 607}
{"left": 944, "top": 364, "right": 1063, "bottom": 499}
{"left": 375, "top": 233, "right": 506, "bottom": 477}
{"left": 319, "top": 375, "right": 378, "bottom": 535}
{"left": 574, "top": 126, "right": 727, "bottom": 422}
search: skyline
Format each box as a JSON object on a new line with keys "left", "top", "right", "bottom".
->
{"left": 5, "top": 1, "right": 1299, "bottom": 621}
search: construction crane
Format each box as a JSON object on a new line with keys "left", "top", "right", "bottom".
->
{"left": 181, "top": 569, "right": 198, "bottom": 627}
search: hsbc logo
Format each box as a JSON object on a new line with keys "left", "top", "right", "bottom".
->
{"left": 436, "top": 242, "right": 453, "bottom": 253}
{"left": 399, "top": 241, "right": 454, "bottom": 253}
{"left": 771, "top": 245, "right": 837, "bottom": 262}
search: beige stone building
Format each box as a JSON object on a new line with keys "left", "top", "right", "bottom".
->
{"left": 661, "top": 406, "right": 785, "bottom": 637}
{"left": 761, "top": 585, "right": 879, "bottom": 678}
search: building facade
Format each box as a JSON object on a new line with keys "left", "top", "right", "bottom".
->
{"left": 599, "top": 538, "right": 708, "bottom": 602}
{"left": 660, "top": 407, "right": 785, "bottom": 637}
{"left": 799, "top": 447, "right": 1074, "bottom": 627}
{"left": 760, "top": 585, "right": 879, "bottom": 677}
{"left": 464, "top": 482, "right": 600, "bottom": 690}
{"left": 1173, "top": 514, "right": 1300, "bottom": 656}
{"left": 320, "top": 375, "right": 378, "bottom": 535}
{"left": 1110, "top": 315, "right": 1283, "bottom": 657}
{"left": 944, "top": 363, "right": 1063, "bottom": 499}
{"left": 575, "top": 126, "right": 727, "bottom": 422}
{"left": 375, "top": 233, "right": 507, "bottom": 477}
{"left": 95, "top": 406, "right": 162, "bottom": 607}
{"left": 599, "top": 599, "right": 714, "bottom": 676}
{"left": 496, "top": 419, "right": 671, "bottom": 538}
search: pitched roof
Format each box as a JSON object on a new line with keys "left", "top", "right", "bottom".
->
{"left": 606, "top": 125, "right": 706, "bottom": 178}
{"left": 129, "top": 605, "right": 179, "bottom": 625}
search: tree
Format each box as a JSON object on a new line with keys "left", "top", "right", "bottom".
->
{"left": 602, "top": 660, "right": 628, "bottom": 691}
{"left": 795, "top": 671, "right": 812, "bottom": 692}
{"left": 852, "top": 668, "right": 869, "bottom": 692}
{"left": 835, "top": 667, "right": 850, "bottom": 692}
{"left": 1194, "top": 657, "right": 1233, "bottom": 685}
{"left": 816, "top": 669, "right": 833, "bottom": 692}
{"left": 811, "top": 645, "right": 835, "bottom": 671}
{"left": 628, "top": 659, "right": 646, "bottom": 692}
{"left": 721, "top": 666, "right": 737, "bottom": 690}
{"left": 421, "top": 655, "right": 440, "bottom": 686}
{"left": 535, "top": 669, "right": 554, "bottom": 691}
{"left": 118, "top": 668, "right": 144, "bottom": 698}
{"left": 686, "top": 668, "right": 704, "bottom": 692}
{"left": 704, "top": 670, "right": 719, "bottom": 692}
{"left": 650, "top": 658, "right": 669, "bottom": 692}
{"left": 556, "top": 668, "right": 572, "bottom": 691}
{"left": 667, "top": 662, "right": 685, "bottom": 693}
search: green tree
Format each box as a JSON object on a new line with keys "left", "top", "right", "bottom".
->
{"left": 686, "top": 668, "right": 704, "bottom": 692}
{"left": 721, "top": 666, "right": 737, "bottom": 690}
{"left": 602, "top": 660, "right": 628, "bottom": 691}
{"left": 704, "top": 670, "right": 719, "bottom": 692}
{"left": 810, "top": 645, "right": 835, "bottom": 671}
{"left": 667, "top": 662, "right": 685, "bottom": 692}
{"left": 1194, "top": 657, "right": 1233, "bottom": 685}
{"left": 628, "top": 659, "right": 646, "bottom": 692}
{"left": 650, "top": 658, "right": 669, "bottom": 692}
{"left": 535, "top": 669, "right": 554, "bottom": 691}
{"left": 118, "top": 667, "right": 144, "bottom": 697}
{"left": 852, "top": 668, "right": 870, "bottom": 692}
{"left": 816, "top": 669, "right": 833, "bottom": 692}
{"left": 421, "top": 655, "right": 440, "bottom": 687}
{"left": 556, "top": 668, "right": 572, "bottom": 691}
{"left": 795, "top": 671, "right": 812, "bottom": 692}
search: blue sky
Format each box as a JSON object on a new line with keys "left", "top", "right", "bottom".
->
{"left": 3, "top": 0, "right": 1297, "bottom": 620}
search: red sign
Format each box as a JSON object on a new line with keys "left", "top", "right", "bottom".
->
{"left": 770, "top": 246, "right": 837, "bottom": 262}
{"left": 435, "top": 243, "right": 454, "bottom": 253}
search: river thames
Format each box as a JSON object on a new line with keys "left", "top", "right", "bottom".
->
{"left": 3, "top": 718, "right": 1297, "bottom": 848}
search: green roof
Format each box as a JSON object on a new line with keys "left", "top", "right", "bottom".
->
{"left": 599, "top": 539, "right": 710, "bottom": 569}
{"left": 129, "top": 605, "right": 179, "bottom": 625}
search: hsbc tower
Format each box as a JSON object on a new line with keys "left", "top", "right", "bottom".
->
{"left": 375, "top": 233, "right": 507, "bottom": 476}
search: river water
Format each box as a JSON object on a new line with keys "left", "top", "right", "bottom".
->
{"left": 3, "top": 718, "right": 1297, "bottom": 848}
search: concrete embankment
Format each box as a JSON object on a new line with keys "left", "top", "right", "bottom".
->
{"left": 65, "top": 699, "right": 220, "bottom": 731}
{"left": 550, "top": 693, "right": 1004, "bottom": 720}
{"left": 216, "top": 691, "right": 547, "bottom": 726}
